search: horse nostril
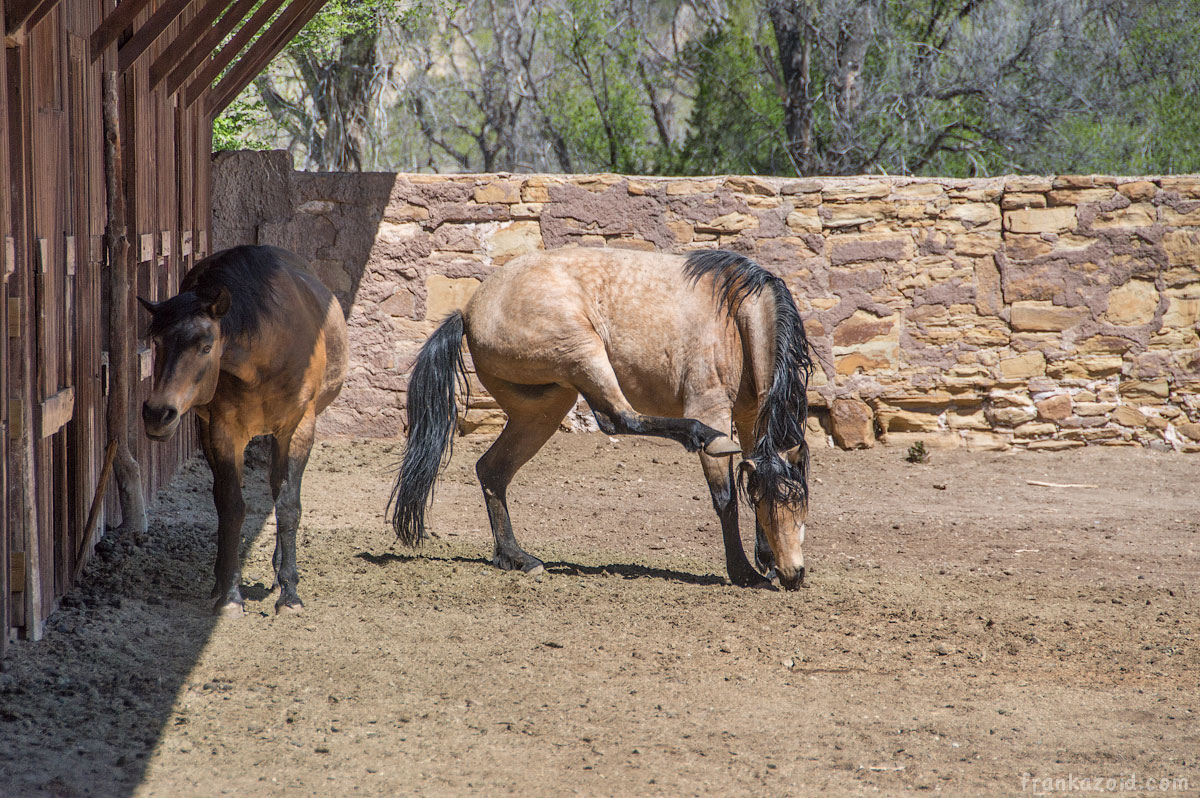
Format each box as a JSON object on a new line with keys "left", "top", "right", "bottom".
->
{"left": 142, "top": 403, "right": 177, "bottom": 427}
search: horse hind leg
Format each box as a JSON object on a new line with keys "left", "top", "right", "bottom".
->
{"left": 474, "top": 380, "right": 579, "bottom": 574}
{"left": 571, "top": 357, "right": 738, "bottom": 455}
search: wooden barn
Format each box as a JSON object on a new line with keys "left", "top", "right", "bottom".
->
{"left": 1, "top": 0, "right": 331, "bottom": 656}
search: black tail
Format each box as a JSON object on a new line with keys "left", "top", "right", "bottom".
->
{"left": 389, "top": 310, "right": 469, "bottom": 545}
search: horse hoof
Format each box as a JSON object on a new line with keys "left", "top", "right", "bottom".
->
{"left": 703, "top": 435, "right": 741, "bottom": 457}
{"left": 524, "top": 564, "right": 546, "bottom": 577}
{"left": 214, "top": 601, "right": 244, "bottom": 618}
{"left": 275, "top": 602, "right": 304, "bottom": 616}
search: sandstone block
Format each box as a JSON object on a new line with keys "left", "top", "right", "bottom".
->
{"left": 725, "top": 176, "right": 777, "bottom": 196}
{"left": 1112, "top": 405, "right": 1147, "bottom": 427}
{"left": 999, "top": 350, "right": 1046, "bottom": 380}
{"left": 894, "top": 182, "right": 945, "bottom": 198}
{"left": 667, "top": 219, "right": 694, "bottom": 243}
{"left": 1036, "top": 394, "right": 1072, "bottom": 420}
{"left": 570, "top": 174, "right": 623, "bottom": 192}
{"left": 988, "top": 405, "right": 1037, "bottom": 426}
{"left": 1120, "top": 379, "right": 1169, "bottom": 399}
{"left": 828, "top": 231, "right": 914, "bottom": 264}
{"left": 1004, "top": 207, "right": 1076, "bottom": 234}
{"left": 1176, "top": 421, "right": 1200, "bottom": 441}
{"left": 1011, "top": 301, "right": 1089, "bottom": 331}
{"left": 1163, "top": 292, "right": 1200, "bottom": 328}
{"left": 945, "top": 202, "right": 1000, "bottom": 226}
{"left": 1104, "top": 280, "right": 1158, "bottom": 326}
{"left": 475, "top": 180, "right": 521, "bottom": 204}
{"left": 946, "top": 408, "right": 989, "bottom": 430}
{"left": 823, "top": 201, "right": 894, "bottom": 228}
{"left": 1053, "top": 175, "right": 1114, "bottom": 189}
{"left": 1014, "top": 421, "right": 1057, "bottom": 437}
{"left": 488, "top": 221, "right": 543, "bottom": 262}
{"left": 835, "top": 351, "right": 896, "bottom": 375}
{"left": 1118, "top": 180, "right": 1157, "bottom": 201}
{"left": 963, "top": 431, "right": 1011, "bottom": 451}
{"left": 1160, "top": 176, "right": 1200, "bottom": 197}
{"left": 835, "top": 307, "right": 902, "bottom": 345}
{"left": 957, "top": 233, "right": 1002, "bottom": 256}
{"left": 1074, "top": 402, "right": 1116, "bottom": 416}
{"left": 425, "top": 275, "right": 480, "bottom": 319}
{"left": 666, "top": 178, "right": 720, "bottom": 196}
{"left": 1160, "top": 205, "right": 1200, "bottom": 226}
{"left": 1001, "top": 193, "right": 1047, "bottom": 210}
{"left": 1162, "top": 229, "right": 1200, "bottom": 268}
{"left": 1047, "top": 188, "right": 1116, "bottom": 205}
{"left": 1005, "top": 177, "right": 1053, "bottom": 192}
{"left": 1024, "top": 439, "right": 1085, "bottom": 451}
{"left": 829, "top": 398, "right": 876, "bottom": 449}
{"left": 786, "top": 208, "right": 822, "bottom": 233}
{"left": 696, "top": 212, "right": 758, "bottom": 234}
{"left": 459, "top": 408, "right": 507, "bottom": 436}
{"left": 822, "top": 182, "right": 891, "bottom": 201}
{"left": 781, "top": 179, "right": 824, "bottom": 194}
{"left": 1091, "top": 203, "right": 1155, "bottom": 229}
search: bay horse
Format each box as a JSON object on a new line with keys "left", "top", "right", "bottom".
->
{"left": 140, "top": 245, "right": 348, "bottom": 616}
{"left": 391, "top": 247, "right": 813, "bottom": 590}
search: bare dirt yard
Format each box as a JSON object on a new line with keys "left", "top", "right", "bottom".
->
{"left": 1, "top": 432, "right": 1197, "bottom": 797}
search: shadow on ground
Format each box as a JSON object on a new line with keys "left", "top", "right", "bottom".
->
{"left": 0, "top": 455, "right": 276, "bottom": 798}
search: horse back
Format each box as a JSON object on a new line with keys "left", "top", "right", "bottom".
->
{"left": 464, "top": 247, "right": 750, "bottom": 413}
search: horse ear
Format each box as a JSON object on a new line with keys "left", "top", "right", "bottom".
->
{"left": 784, "top": 441, "right": 808, "bottom": 465}
{"left": 206, "top": 286, "right": 232, "bottom": 320}
{"left": 137, "top": 296, "right": 159, "bottom": 315}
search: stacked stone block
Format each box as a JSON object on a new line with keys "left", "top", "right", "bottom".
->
{"left": 211, "top": 151, "right": 1200, "bottom": 452}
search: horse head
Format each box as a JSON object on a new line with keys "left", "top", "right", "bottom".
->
{"left": 739, "top": 440, "right": 809, "bottom": 590}
{"left": 138, "top": 285, "right": 231, "bottom": 441}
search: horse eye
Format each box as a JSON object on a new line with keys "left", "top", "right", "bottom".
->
{"left": 201, "top": 344, "right": 213, "bottom": 354}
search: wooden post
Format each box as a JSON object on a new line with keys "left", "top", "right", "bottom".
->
{"left": 101, "top": 71, "right": 146, "bottom": 537}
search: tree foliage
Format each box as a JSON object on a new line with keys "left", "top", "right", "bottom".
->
{"left": 219, "top": 0, "right": 1200, "bottom": 177}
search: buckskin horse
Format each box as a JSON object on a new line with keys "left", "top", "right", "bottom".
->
{"left": 391, "top": 248, "right": 813, "bottom": 590}
{"left": 140, "top": 245, "right": 348, "bottom": 615}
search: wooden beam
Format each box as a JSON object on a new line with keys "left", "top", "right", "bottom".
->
{"left": 149, "top": 0, "right": 236, "bottom": 90}
{"left": 23, "top": 0, "right": 61, "bottom": 32}
{"left": 116, "top": 0, "right": 191, "bottom": 75}
{"left": 180, "top": 0, "right": 289, "bottom": 107}
{"left": 5, "top": 0, "right": 59, "bottom": 34}
{"left": 90, "top": 0, "right": 155, "bottom": 61}
{"left": 164, "top": 0, "right": 262, "bottom": 95}
{"left": 205, "top": 0, "right": 330, "bottom": 116}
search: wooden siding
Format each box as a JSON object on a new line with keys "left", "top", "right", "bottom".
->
{"left": 2, "top": 0, "right": 211, "bottom": 653}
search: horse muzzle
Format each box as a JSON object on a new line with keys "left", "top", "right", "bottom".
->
{"left": 142, "top": 402, "right": 181, "bottom": 441}
{"left": 777, "top": 565, "right": 807, "bottom": 591}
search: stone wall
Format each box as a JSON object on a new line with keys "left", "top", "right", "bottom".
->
{"left": 212, "top": 151, "right": 1200, "bottom": 452}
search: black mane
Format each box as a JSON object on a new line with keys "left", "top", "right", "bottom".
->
{"left": 684, "top": 249, "right": 814, "bottom": 509}
{"left": 147, "top": 245, "right": 286, "bottom": 340}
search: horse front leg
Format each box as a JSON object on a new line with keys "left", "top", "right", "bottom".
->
{"left": 699, "top": 448, "right": 769, "bottom": 589}
{"left": 269, "top": 411, "right": 316, "bottom": 614}
{"left": 203, "top": 420, "right": 248, "bottom": 616}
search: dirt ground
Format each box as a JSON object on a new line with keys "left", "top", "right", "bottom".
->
{"left": 1, "top": 431, "right": 1197, "bottom": 797}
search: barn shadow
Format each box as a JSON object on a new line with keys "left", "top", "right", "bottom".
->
{"left": 0, "top": 451, "right": 277, "bottom": 797}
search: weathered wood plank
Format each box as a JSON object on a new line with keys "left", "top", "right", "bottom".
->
{"left": 39, "top": 386, "right": 73, "bottom": 438}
